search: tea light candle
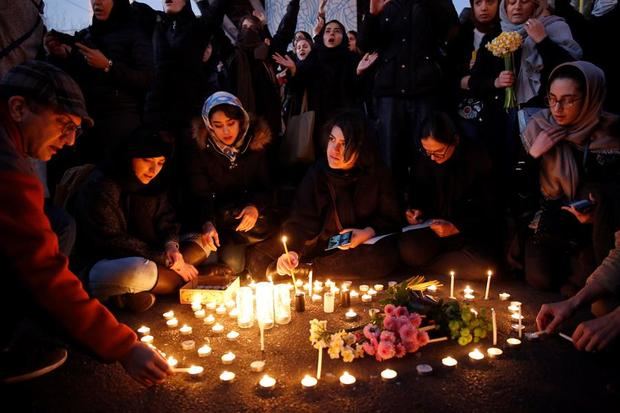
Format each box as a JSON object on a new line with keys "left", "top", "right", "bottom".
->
{"left": 212, "top": 323, "right": 224, "bottom": 334}
{"left": 191, "top": 301, "right": 202, "bottom": 312}
{"left": 368, "top": 288, "right": 377, "bottom": 297}
{"left": 216, "top": 305, "right": 227, "bottom": 315}
{"left": 487, "top": 347, "right": 503, "bottom": 358}
{"left": 198, "top": 344, "right": 212, "bottom": 357}
{"left": 179, "top": 325, "right": 192, "bottom": 335}
{"left": 426, "top": 285, "right": 437, "bottom": 294}
{"left": 301, "top": 374, "right": 318, "bottom": 389}
{"left": 345, "top": 309, "right": 358, "bottom": 321}
{"left": 388, "top": 281, "right": 397, "bottom": 288}
{"left": 464, "top": 285, "right": 474, "bottom": 295}
{"left": 506, "top": 338, "right": 521, "bottom": 347}
{"left": 464, "top": 292, "right": 475, "bottom": 301}
{"left": 374, "top": 284, "right": 384, "bottom": 292}
{"left": 166, "top": 318, "right": 179, "bottom": 328}
{"left": 381, "top": 368, "right": 397, "bottom": 381}
{"left": 339, "top": 371, "right": 356, "bottom": 386}
{"left": 167, "top": 356, "right": 178, "bottom": 368}
{"left": 342, "top": 281, "right": 353, "bottom": 289}
{"left": 324, "top": 292, "right": 335, "bottom": 313}
{"left": 221, "top": 351, "right": 236, "bottom": 364}
{"left": 295, "top": 279, "right": 304, "bottom": 288}
{"left": 361, "top": 294, "right": 372, "bottom": 303}
{"left": 228, "top": 308, "right": 239, "bottom": 319}
{"left": 511, "top": 313, "right": 524, "bottom": 321}
{"left": 416, "top": 364, "right": 433, "bottom": 376}
{"left": 259, "top": 374, "right": 276, "bottom": 390}
{"left": 225, "top": 299, "right": 236, "bottom": 309}
{"left": 325, "top": 279, "right": 335, "bottom": 289}
{"left": 499, "top": 292, "right": 511, "bottom": 301}
{"left": 204, "top": 314, "right": 216, "bottom": 325}
{"left": 206, "top": 301, "right": 217, "bottom": 310}
{"left": 188, "top": 365, "right": 204, "bottom": 377}
{"left": 194, "top": 309, "right": 206, "bottom": 319}
{"left": 181, "top": 340, "right": 195, "bottom": 351}
{"left": 359, "top": 284, "right": 370, "bottom": 292}
{"left": 350, "top": 290, "right": 359, "bottom": 300}
{"left": 140, "top": 335, "right": 154, "bottom": 344}
{"left": 442, "top": 356, "right": 458, "bottom": 367}
{"left": 226, "top": 330, "right": 240, "bottom": 341}
{"left": 163, "top": 310, "right": 175, "bottom": 320}
{"left": 250, "top": 360, "right": 265, "bottom": 372}
{"left": 311, "top": 294, "right": 322, "bottom": 303}
{"left": 137, "top": 325, "right": 150, "bottom": 335}
{"left": 468, "top": 348, "right": 485, "bottom": 362}
{"left": 220, "top": 370, "right": 235, "bottom": 383}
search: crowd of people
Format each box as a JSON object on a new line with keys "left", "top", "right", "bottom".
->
{"left": 1, "top": 0, "right": 619, "bottom": 386}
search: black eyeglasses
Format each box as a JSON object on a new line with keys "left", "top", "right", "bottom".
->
{"left": 546, "top": 95, "right": 582, "bottom": 109}
{"left": 57, "top": 118, "right": 83, "bottom": 138}
{"left": 420, "top": 144, "right": 452, "bottom": 160}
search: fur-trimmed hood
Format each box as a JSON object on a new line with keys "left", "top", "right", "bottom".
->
{"left": 191, "top": 115, "right": 272, "bottom": 153}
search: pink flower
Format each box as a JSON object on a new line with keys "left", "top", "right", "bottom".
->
{"left": 383, "top": 316, "right": 398, "bottom": 331}
{"left": 362, "top": 341, "right": 376, "bottom": 356}
{"left": 399, "top": 323, "right": 416, "bottom": 342}
{"left": 377, "top": 340, "right": 396, "bottom": 361}
{"left": 395, "top": 306, "right": 409, "bottom": 318}
{"left": 404, "top": 338, "right": 420, "bottom": 353}
{"left": 363, "top": 324, "right": 380, "bottom": 340}
{"left": 395, "top": 343, "right": 407, "bottom": 358}
{"left": 380, "top": 331, "right": 396, "bottom": 343}
{"left": 409, "top": 313, "right": 422, "bottom": 328}
{"left": 384, "top": 304, "right": 396, "bottom": 316}
{"left": 417, "top": 330, "right": 430, "bottom": 346}
{"left": 397, "top": 315, "right": 411, "bottom": 329}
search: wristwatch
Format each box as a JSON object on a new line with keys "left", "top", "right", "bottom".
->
{"left": 103, "top": 59, "right": 113, "bottom": 73}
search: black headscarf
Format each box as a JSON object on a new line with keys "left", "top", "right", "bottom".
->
{"left": 90, "top": 0, "right": 132, "bottom": 38}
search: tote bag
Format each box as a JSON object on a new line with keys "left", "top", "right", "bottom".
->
{"left": 280, "top": 90, "right": 315, "bottom": 164}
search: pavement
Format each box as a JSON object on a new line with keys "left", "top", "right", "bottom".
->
{"left": 3, "top": 274, "right": 619, "bottom": 413}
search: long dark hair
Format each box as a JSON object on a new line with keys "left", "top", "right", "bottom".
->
{"left": 322, "top": 110, "right": 378, "bottom": 169}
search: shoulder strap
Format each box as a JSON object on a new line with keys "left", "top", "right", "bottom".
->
{"left": 0, "top": 1, "right": 43, "bottom": 60}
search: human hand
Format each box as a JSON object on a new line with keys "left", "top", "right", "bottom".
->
{"left": 524, "top": 18, "right": 547, "bottom": 43}
{"left": 44, "top": 32, "right": 72, "bottom": 57}
{"left": 356, "top": 52, "right": 378, "bottom": 75}
{"left": 369, "top": 0, "right": 391, "bottom": 15}
{"left": 572, "top": 308, "right": 620, "bottom": 352}
{"left": 313, "top": 15, "right": 325, "bottom": 36}
{"left": 235, "top": 205, "right": 259, "bottom": 232}
{"left": 272, "top": 53, "right": 297, "bottom": 76}
{"left": 276, "top": 251, "right": 299, "bottom": 275}
{"left": 460, "top": 75, "right": 471, "bottom": 91}
{"left": 337, "top": 227, "right": 375, "bottom": 249}
{"left": 430, "top": 219, "right": 460, "bottom": 238}
{"left": 529, "top": 127, "right": 567, "bottom": 158}
{"left": 174, "top": 262, "right": 199, "bottom": 282}
{"left": 165, "top": 248, "right": 183, "bottom": 270}
{"left": 75, "top": 43, "right": 109, "bottom": 70}
{"left": 561, "top": 194, "right": 595, "bottom": 224}
{"left": 201, "top": 221, "right": 220, "bottom": 251}
{"left": 494, "top": 70, "right": 514, "bottom": 88}
{"left": 536, "top": 299, "right": 577, "bottom": 334}
{"left": 120, "top": 342, "right": 172, "bottom": 387}
{"left": 319, "top": 0, "right": 328, "bottom": 15}
{"left": 405, "top": 209, "right": 423, "bottom": 225}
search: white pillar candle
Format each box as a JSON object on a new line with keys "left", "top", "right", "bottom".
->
{"left": 301, "top": 375, "right": 318, "bottom": 389}
{"left": 236, "top": 286, "right": 254, "bottom": 329}
{"left": 339, "top": 371, "right": 356, "bottom": 386}
{"left": 221, "top": 351, "right": 236, "bottom": 364}
{"left": 274, "top": 283, "right": 292, "bottom": 325}
{"left": 484, "top": 270, "right": 492, "bottom": 300}
{"left": 492, "top": 308, "right": 497, "bottom": 346}
{"left": 203, "top": 314, "right": 215, "bottom": 325}
{"left": 163, "top": 310, "right": 175, "bottom": 320}
{"left": 179, "top": 325, "right": 192, "bottom": 335}
{"left": 198, "top": 344, "right": 212, "bottom": 357}
{"left": 442, "top": 356, "right": 458, "bottom": 367}
{"left": 259, "top": 374, "right": 276, "bottom": 390}
{"left": 255, "top": 282, "right": 275, "bottom": 329}
{"left": 323, "top": 292, "right": 335, "bottom": 313}
{"left": 380, "top": 368, "right": 397, "bottom": 381}
{"left": 449, "top": 271, "right": 455, "bottom": 298}
{"left": 181, "top": 340, "right": 195, "bottom": 351}
{"left": 219, "top": 370, "right": 235, "bottom": 383}
{"left": 166, "top": 318, "right": 179, "bottom": 328}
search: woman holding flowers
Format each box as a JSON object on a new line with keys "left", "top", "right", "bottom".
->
{"left": 521, "top": 61, "right": 620, "bottom": 294}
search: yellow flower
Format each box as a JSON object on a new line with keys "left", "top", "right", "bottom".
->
{"left": 341, "top": 346, "right": 355, "bottom": 363}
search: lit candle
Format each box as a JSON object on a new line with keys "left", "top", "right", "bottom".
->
{"left": 368, "top": 288, "right": 377, "bottom": 297}
{"left": 442, "top": 356, "right": 458, "bottom": 367}
{"left": 194, "top": 309, "right": 206, "bottom": 319}
{"left": 449, "top": 271, "right": 455, "bottom": 298}
{"left": 345, "top": 309, "right": 358, "bottom": 321}
{"left": 464, "top": 292, "right": 475, "bottom": 301}
{"left": 179, "top": 325, "right": 192, "bottom": 335}
{"left": 464, "top": 285, "right": 474, "bottom": 295}
{"left": 163, "top": 310, "right": 175, "bottom": 320}
{"left": 295, "top": 279, "right": 304, "bottom": 288}
{"left": 311, "top": 294, "right": 322, "bottom": 303}
{"left": 380, "top": 368, "right": 397, "bottom": 381}
{"left": 188, "top": 365, "right": 204, "bottom": 377}
{"left": 317, "top": 346, "right": 323, "bottom": 379}
{"left": 426, "top": 285, "right": 437, "bottom": 294}
{"left": 281, "top": 235, "right": 290, "bottom": 255}
{"left": 166, "top": 318, "right": 179, "bottom": 328}
{"left": 301, "top": 375, "right": 318, "bottom": 389}
{"left": 374, "top": 284, "right": 384, "bottom": 292}
{"left": 511, "top": 313, "right": 524, "bottom": 321}
{"left": 226, "top": 331, "right": 240, "bottom": 341}
{"left": 259, "top": 374, "right": 276, "bottom": 390}
{"left": 137, "top": 325, "right": 150, "bottom": 335}
{"left": 350, "top": 290, "right": 359, "bottom": 300}
{"left": 487, "top": 347, "right": 503, "bottom": 358}
{"left": 204, "top": 314, "right": 216, "bottom": 325}
{"left": 212, "top": 323, "right": 224, "bottom": 334}
{"left": 463, "top": 285, "right": 474, "bottom": 301}
{"left": 484, "top": 270, "right": 493, "bottom": 300}
{"left": 492, "top": 308, "right": 497, "bottom": 346}
{"left": 313, "top": 281, "right": 323, "bottom": 293}
{"left": 359, "top": 284, "right": 369, "bottom": 292}
{"left": 308, "top": 270, "right": 313, "bottom": 298}
{"left": 216, "top": 305, "right": 227, "bottom": 315}
{"left": 339, "top": 371, "right": 356, "bottom": 386}
{"left": 237, "top": 286, "right": 254, "bottom": 329}
{"left": 181, "top": 340, "right": 195, "bottom": 351}
{"left": 499, "top": 292, "right": 511, "bottom": 301}
{"left": 140, "top": 335, "right": 154, "bottom": 344}
{"left": 221, "top": 351, "right": 236, "bottom": 364}
{"left": 518, "top": 307, "right": 522, "bottom": 339}
{"left": 228, "top": 308, "right": 239, "bottom": 319}
{"left": 198, "top": 344, "right": 212, "bottom": 357}
{"left": 323, "top": 292, "right": 335, "bottom": 313}
{"left": 219, "top": 370, "right": 235, "bottom": 383}
{"left": 225, "top": 299, "right": 236, "bottom": 309}
{"left": 388, "top": 281, "right": 397, "bottom": 288}
{"left": 191, "top": 301, "right": 202, "bottom": 312}
{"left": 361, "top": 294, "right": 372, "bottom": 303}
{"left": 250, "top": 360, "right": 265, "bottom": 372}
{"left": 342, "top": 281, "right": 353, "bottom": 289}
{"left": 506, "top": 337, "right": 521, "bottom": 347}
{"left": 167, "top": 356, "right": 178, "bottom": 368}
{"left": 206, "top": 301, "right": 217, "bottom": 310}
{"left": 259, "top": 321, "right": 265, "bottom": 352}
{"left": 468, "top": 348, "right": 485, "bottom": 362}
{"left": 325, "top": 279, "right": 335, "bottom": 289}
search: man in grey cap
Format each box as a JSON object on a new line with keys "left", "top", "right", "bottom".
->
{"left": 0, "top": 60, "right": 172, "bottom": 385}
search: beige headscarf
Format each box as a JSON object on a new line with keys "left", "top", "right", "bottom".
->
{"left": 522, "top": 61, "right": 620, "bottom": 200}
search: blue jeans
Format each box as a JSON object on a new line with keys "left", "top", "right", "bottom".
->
{"left": 88, "top": 257, "right": 158, "bottom": 300}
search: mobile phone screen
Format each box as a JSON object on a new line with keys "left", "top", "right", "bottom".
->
{"left": 326, "top": 231, "right": 353, "bottom": 251}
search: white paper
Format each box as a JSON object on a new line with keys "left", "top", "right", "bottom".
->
{"left": 401, "top": 219, "right": 434, "bottom": 232}
{"left": 363, "top": 233, "right": 395, "bottom": 245}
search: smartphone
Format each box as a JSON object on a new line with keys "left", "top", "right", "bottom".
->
{"left": 325, "top": 231, "right": 353, "bottom": 251}
{"left": 567, "top": 199, "right": 593, "bottom": 213}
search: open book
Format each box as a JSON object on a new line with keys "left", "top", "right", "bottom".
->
{"left": 363, "top": 219, "right": 435, "bottom": 245}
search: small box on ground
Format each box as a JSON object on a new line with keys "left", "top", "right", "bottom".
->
{"left": 179, "top": 275, "right": 240, "bottom": 304}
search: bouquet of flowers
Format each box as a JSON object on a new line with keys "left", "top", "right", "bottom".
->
{"left": 485, "top": 31, "right": 523, "bottom": 110}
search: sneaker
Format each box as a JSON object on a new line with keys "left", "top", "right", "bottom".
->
{"left": 113, "top": 292, "right": 156, "bottom": 313}
{"left": 1, "top": 346, "right": 68, "bottom": 384}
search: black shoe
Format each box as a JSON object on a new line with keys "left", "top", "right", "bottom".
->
{"left": 113, "top": 292, "right": 156, "bottom": 313}
{"left": 1, "top": 345, "right": 68, "bottom": 384}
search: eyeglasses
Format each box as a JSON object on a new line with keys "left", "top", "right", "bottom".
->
{"left": 546, "top": 95, "right": 582, "bottom": 109}
{"left": 420, "top": 144, "right": 452, "bottom": 160}
{"left": 57, "top": 118, "right": 83, "bottom": 138}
